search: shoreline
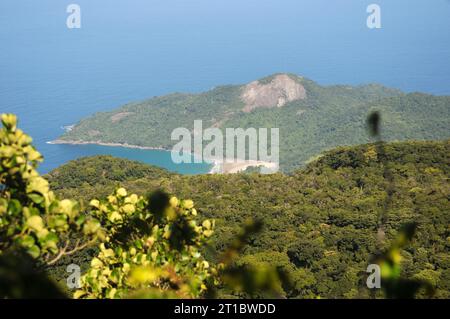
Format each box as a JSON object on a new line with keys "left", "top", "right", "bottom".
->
{"left": 211, "top": 160, "right": 279, "bottom": 174}
{"left": 48, "top": 140, "right": 278, "bottom": 174}
{"left": 47, "top": 139, "right": 168, "bottom": 151}
{"left": 49, "top": 139, "right": 218, "bottom": 173}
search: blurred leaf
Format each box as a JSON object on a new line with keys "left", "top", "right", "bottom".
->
{"left": 367, "top": 111, "right": 381, "bottom": 137}
{"left": 0, "top": 250, "right": 67, "bottom": 299}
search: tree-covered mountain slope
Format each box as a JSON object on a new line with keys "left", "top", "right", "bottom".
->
{"left": 57, "top": 73, "right": 450, "bottom": 172}
{"left": 47, "top": 140, "right": 450, "bottom": 298}
{"left": 45, "top": 155, "right": 175, "bottom": 200}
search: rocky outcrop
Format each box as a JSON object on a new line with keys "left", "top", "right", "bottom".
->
{"left": 241, "top": 74, "right": 306, "bottom": 112}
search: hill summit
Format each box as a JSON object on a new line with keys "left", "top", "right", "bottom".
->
{"left": 241, "top": 74, "right": 306, "bottom": 112}
{"left": 55, "top": 73, "right": 450, "bottom": 172}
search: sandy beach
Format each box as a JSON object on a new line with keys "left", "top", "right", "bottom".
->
{"left": 49, "top": 140, "right": 278, "bottom": 174}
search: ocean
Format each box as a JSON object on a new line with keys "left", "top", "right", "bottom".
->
{"left": 1, "top": 0, "right": 449, "bottom": 174}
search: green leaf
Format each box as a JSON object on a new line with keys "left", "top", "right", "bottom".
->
{"left": 76, "top": 214, "right": 86, "bottom": 227}
{"left": 26, "top": 176, "right": 49, "bottom": 195}
{"left": 7, "top": 199, "right": 22, "bottom": 216}
{"left": 48, "top": 214, "right": 68, "bottom": 230}
{"left": 18, "top": 234, "right": 35, "bottom": 248}
{"left": 27, "top": 245, "right": 41, "bottom": 258}
{"left": 26, "top": 215, "right": 44, "bottom": 232}
{"left": 83, "top": 219, "right": 101, "bottom": 235}
{"left": 1, "top": 113, "right": 17, "bottom": 131}
{"left": 41, "top": 232, "right": 59, "bottom": 252}
{"left": 28, "top": 193, "right": 44, "bottom": 204}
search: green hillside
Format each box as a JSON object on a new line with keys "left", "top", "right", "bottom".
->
{"left": 47, "top": 140, "right": 450, "bottom": 298}
{"left": 58, "top": 74, "right": 450, "bottom": 172}
{"left": 46, "top": 155, "right": 175, "bottom": 190}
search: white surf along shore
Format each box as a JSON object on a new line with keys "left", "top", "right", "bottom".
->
{"left": 48, "top": 139, "right": 279, "bottom": 174}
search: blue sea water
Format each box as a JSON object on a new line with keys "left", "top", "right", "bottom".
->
{"left": 0, "top": 0, "right": 449, "bottom": 174}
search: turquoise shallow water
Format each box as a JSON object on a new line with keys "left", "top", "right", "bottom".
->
{"left": 0, "top": 0, "right": 449, "bottom": 173}
{"left": 47, "top": 143, "right": 212, "bottom": 175}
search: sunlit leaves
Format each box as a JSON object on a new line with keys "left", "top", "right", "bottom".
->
{"left": 76, "top": 188, "right": 217, "bottom": 299}
{"left": 83, "top": 219, "right": 101, "bottom": 235}
{"left": 0, "top": 114, "right": 100, "bottom": 263}
{"left": 1, "top": 114, "right": 17, "bottom": 131}
{"left": 116, "top": 188, "right": 127, "bottom": 197}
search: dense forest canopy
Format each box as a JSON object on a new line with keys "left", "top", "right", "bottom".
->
{"left": 1, "top": 113, "right": 448, "bottom": 299}
{"left": 46, "top": 140, "right": 450, "bottom": 298}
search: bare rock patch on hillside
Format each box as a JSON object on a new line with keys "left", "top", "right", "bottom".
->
{"left": 241, "top": 74, "right": 306, "bottom": 112}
